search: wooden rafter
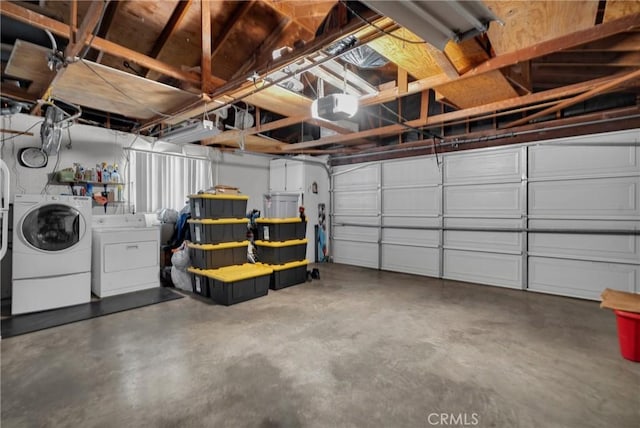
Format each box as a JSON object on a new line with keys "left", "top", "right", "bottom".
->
{"left": 210, "top": 1, "right": 255, "bottom": 60}
{"left": 143, "top": 0, "right": 193, "bottom": 78}
{"left": 504, "top": 68, "right": 640, "bottom": 128}
{"left": 465, "top": 13, "right": 640, "bottom": 78}
{"left": 69, "top": 0, "right": 77, "bottom": 44}
{"left": 0, "top": 1, "right": 203, "bottom": 85}
{"left": 201, "top": 0, "right": 212, "bottom": 93}
{"left": 86, "top": 1, "right": 121, "bottom": 63}
{"left": 64, "top": 0, "right": 107, "bottom": 59}
{"left": 235, "top": 16, "right": 293, "bottom": 79}
{"left": 279, "top": 72, "right": 634, "bottom": 151}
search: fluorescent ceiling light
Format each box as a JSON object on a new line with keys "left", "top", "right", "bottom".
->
{"left": 156, "top": 120, "right": 221, "bottom": 145}
{"left": 362, "top": 0, "right": 499, "bottom": 50}
{"left": 311, "top": 94, "right": 359, "bottom": 121}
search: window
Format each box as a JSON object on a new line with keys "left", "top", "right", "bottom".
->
{"left": 131, "top": 150, "right": 213, "bottom": 213}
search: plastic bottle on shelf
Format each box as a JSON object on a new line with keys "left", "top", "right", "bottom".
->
{"left": 111, "top": 164, "right": 120, "bottom": 183}
{"left": 102, "top": 163, "right": 111, "bottom": 183}
{"left": 117, "top": 184, "right": 123, "bottom": 201}
{"left": 96, "top": 164, "right": 102, "bottom": 182}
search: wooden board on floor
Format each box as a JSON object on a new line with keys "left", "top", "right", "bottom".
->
{"left": 485, "top": 0, "right": 600, "bottom": 55}
{"left": 435, "top": 71, "right": 519, "bottom": 109}
{"left": 51, "top": 60, "right": 200, "bottom": 119}
{"left": 4, "top": 40, "right": 55, "bottom": 95}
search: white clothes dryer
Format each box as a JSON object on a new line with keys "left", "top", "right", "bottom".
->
{"left": 12, "top": 194, "right": 92, "bottom": 314}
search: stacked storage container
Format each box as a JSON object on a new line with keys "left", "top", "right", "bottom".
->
{"left": 255, "top": 217, "right": 309, "bottom": 289}
{"left": 187, "top": 194, "right": 273, "bottom": 305}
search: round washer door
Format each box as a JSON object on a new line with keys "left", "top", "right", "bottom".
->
{"left": 21, "top": 204, "right": 85, "bottom": 251}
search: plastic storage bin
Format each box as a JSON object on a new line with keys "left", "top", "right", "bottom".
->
{"left": 263, "top": 259, "right": 308, "bottom": 290}
{"left": 255, "top": 239, "right": 307, "bottom": 265}
{"left": 188, "top": 218, "right": 249, "bottom": 244}
{"left": 263, "top": 193, "right": 298, "bottom": 218}
{"left": 188, "top": 264, "right": 273, "bottom": 305}
{"left": 614, "top": 310, "right": 640, "bottom": 362}
{"left": 256, "top": 217, "right": 306, "bottom": 241}
{"left": 189, "top": 194, "right": 248, "bottom": 219}
{"left": 188, "top": 241, "right": 249, "bottom": 270}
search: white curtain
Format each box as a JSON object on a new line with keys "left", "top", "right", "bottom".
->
{"left": 131, "top": 150, "right": 213, "bottom": 213}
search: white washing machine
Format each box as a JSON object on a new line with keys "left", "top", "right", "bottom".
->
{"left": 12, "top": 194, "right": 92, "bottom": 315}
{"left": 92, "top": 214, "right": 160, "bottom": 297}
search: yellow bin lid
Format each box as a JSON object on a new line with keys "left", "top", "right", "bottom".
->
{"left": 188, "top": 264, "right": 273, "bottom": 282}
{"left": 258, "top": 259, "right": 309, "bottom": 271}
{"left": 188, "top": 218, "right": 248, "bottom": 225}
{"left": 256, "top": 217, "right": 304, "bottom": 224}
{"left": 188, "top": 193, "right": 249, "bottom": 200}
{"left": 188, "top": 240, "right": 249, "bottom": 250}
{"left": 254, "top": 239, "right": 307, "bottom": 248}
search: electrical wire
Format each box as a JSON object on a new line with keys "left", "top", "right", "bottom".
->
{"left": 362, "top": 107, "right": 443, "bottom": 166}
{"left": 340, "top": 1, "right": 427, "bottom": 45}
{"left": 0, "top": 120, "right": 44, "bottom": 144}
{"left": 78, "top": 0, "right": 110, "bottom": 61}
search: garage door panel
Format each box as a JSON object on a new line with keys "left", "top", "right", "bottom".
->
{"left": 528, "top": 219, "right": 640, "bottom": 231}
{"left": 383, "top": 186, "right": 440, "bottom": 217}
{"left": 444, "top": 147, "right": 523, "bottom": 184}
{"left": 383, "top": 156, "right": 441, "bottom": 186}
{"left": 382, "top": 244, "right": 440, "bottom": 277}
{"left": 333, "top": 163, "right": 379, "bottom": 190}
{"left": 333, "top": 225, "right": 378, "bottom": 242}
{"left": 332, "top": 240, "right": 378, "bottom": 269}
{"left": 444, "top": 183, "right": 523, "bottom": 217}
{"left": 383, "top": 216, "right": 441, "bottom": 228}
{"left": 529, "top": 145, "right": 640, "bottom": 180}
{"left": 444, "top": 230, "right": 522, "bottom": 254}
{"left": 382, "top": 228, "right": 439, "bottom": 248}
{"left": 443, "top": 249, "right": 523, "bottom": 289}
{"left": 529, "top": 177, "right": 640, "bottom": 219}
{"left": 528, "top": 256, "right": 639, "bottom": 300}
{"left": 529, "top": 234, "right": 640, "bottom": 265}
{"left": 334, "top": 190, "right": 378, "bottom": 216}
{"left": 444, "top": 217, "right": 524, "bottom": 230}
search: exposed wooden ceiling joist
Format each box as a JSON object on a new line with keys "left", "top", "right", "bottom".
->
{"left": 0, "top": 1, "right": 205, "bottom": 85}
{"left": 210, "top": 1, "right": 255, "bottom": 61}
{"left": 142, "top": 0, "right": 193, "bottom": 78}
{"left": 505, "top": 68, "right": 640, "bottom": 128}
{"left": 279, "top": 72, "right": 635, "bottom": 151}
{"left": 466, "top": 13, "right": 640, "bottom": 78}
{"left": 201, "top": 0, "right": 213, "bottom": 93}
{"left": 64, "top": 0, "right": 106, "bottom": 59}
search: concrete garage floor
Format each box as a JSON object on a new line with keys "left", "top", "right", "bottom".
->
{"left": 1, "top": 263, "right": 639, "bottom": 428}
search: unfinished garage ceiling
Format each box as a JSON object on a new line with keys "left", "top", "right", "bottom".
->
{"left": 1, "top": 0, "right": 639, "bottom": 158}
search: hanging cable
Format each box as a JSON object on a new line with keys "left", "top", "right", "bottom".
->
{"left": 78, "top": 0, "right": 110, "bottom": 61}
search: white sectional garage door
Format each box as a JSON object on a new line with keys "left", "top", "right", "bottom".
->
{"left": 331, "top": 163, "right": 380, "bottom": 268}
{"left": 442, "top": 147, "right": 526, "bottom": 289}
{"left": 527, "top": 144, "right": 640, "bottom": 299}
{"left": 330, "top": 130, "right": 640, "bottom": 300}
{"left": 381, "top": 157, "right": 441, "bottom": 276}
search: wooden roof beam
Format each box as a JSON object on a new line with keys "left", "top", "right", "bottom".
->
{"left": 201, "top": 0, "right": 212, "bottom": 94}
{"left": 504, "top": 68, "right": 640, "bottom": 128}
{"left": 64, "top": 0, "right": 108, "bottom": 59}
{"left": 280, "top": 72, "right": 633, "bottom": 151}
{"left": 0, "top": 1, "right": 203, "bottom": 85}
{"left": 465, "top": 13, "right": 640, "bottom": 78}
{"left": 210, "top": 1, "right": 255, "bottom": 60}
{"left": 142, "top": 0, "right": 193, "bottom": 77}
{"left": 234, "top": 16, "right": 292, "bottom": 79}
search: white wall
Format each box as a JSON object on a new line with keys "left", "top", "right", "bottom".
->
{"left": 268, "top": 156, "right": 331, "bottom": 261}
{"left": 0, "top": 113, "right": 270, "bottom": 214}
